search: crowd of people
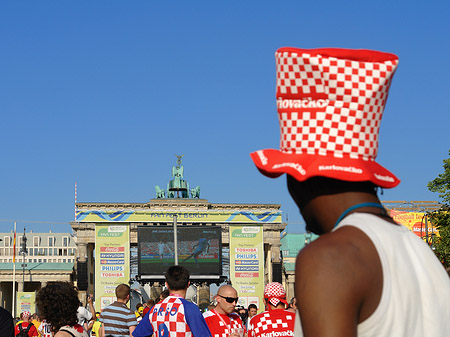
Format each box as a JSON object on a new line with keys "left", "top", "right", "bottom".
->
{"left": 0, "top": 265, "right": 296, "bottom": 337}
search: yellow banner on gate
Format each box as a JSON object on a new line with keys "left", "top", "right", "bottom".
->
{"left": 16, "top": 292, "right": 35, "bottom": 315}
{"left": 95, "top": 224, "right": 131, "bottom": 311}
{"left": 229, "top": 225, "right": 264, "bottom": 312}
{"left": 77, "top": 210, "right": 282, "bottom": 224}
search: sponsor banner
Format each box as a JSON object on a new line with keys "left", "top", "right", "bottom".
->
{"left": 100, "top": 247, "right": 125, "bottom": 252}
{"left": 230, "top": 225, "right": 264, "bottom": 311}
{"left": 100, "top": 253, "right": 125, "bottom": 259}
{"left": 101, "top": 259, "right": 125, "bottom": 265}
{"left": 16, "top": 292, "right": 35, "bottom": 315}
{"left": 95, "top": 224, "right": 130, "bottom": 310}
{"left": 236, "top": 260, "right": 259, "bottom": 265}
{"left": 77, "top": 210, "right": 281, "bottom": 224}
{"left": 388, "top": 209, "right": 439, "bottom": 238}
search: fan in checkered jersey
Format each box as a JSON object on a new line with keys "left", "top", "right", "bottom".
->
{"left": 251, "top": 312, "right": 294, "bottom": 335}
{"left": 276, "top": 50, "right": 398, "bottom": 160}
{"left": 152, "top": 299, "right": 191, "bottom": 336}
{"left": 211, "top": 317, "right": 243, "bottom": 337}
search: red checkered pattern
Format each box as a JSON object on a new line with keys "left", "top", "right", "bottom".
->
{"left": 264, "top": 282, "right": 287, "bottom": 307}
{"left": 276, "top": 49, "right": 398, "bottom": 160}
{"left": 150, "top": 297, "right": 192, "bottom": 337}
{"left": 21, "top": 310, "right": 31, "bottom": 318}
{"left": 248, "top": 310, "right": 295, "bottom": 337}
{"left": 203, "top": 311, "right": 244, "bottom": 337}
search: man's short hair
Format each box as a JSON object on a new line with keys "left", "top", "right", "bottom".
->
{"left": 115, "top": 284, "right": 131, "bottom": 300}
{"left": 165, "top": 265, "right": 190, "bottom": 291}
{"left": 248, "top": 303, "right": 257, "bottom": 310}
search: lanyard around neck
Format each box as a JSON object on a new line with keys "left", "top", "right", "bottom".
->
{"left": 212, "top": 309, "right": 230, "bottom": 328}
{"left": 334, "top": 202, "right": 385, "bottom": 228}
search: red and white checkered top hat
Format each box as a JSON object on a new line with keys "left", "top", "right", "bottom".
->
{"left": 264, "top": 282, "right": 288, "bottom": 307}
{"left": 250, "top": 47, "right": 400, "bottom": 188}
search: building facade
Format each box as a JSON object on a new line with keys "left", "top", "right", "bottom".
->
{"left": 0, "top": 230, "right": 76, "bottom": 313}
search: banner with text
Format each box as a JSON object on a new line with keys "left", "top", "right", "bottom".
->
{"left": 16, "top": 292, "right": 35, "bottom": 315}
{"left": 229, "top": 225, "right": 264, "bottom": 311}
{"left": 389, "top": 210, "right": 439, "bottom": 238}
{"left": 95, "top": 224, "right": 130, "bottom": 310}
{"left": 77, "top": 210, "right": 281, "bottom": 224}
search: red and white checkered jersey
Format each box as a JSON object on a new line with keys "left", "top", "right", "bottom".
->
{"left": 133, "top": 295, "right": 211, "bottom": 337}
{"left": 248, "top": 309, "right": 295, "bottom": 337}
{"left": 203, "top": 311, "right": 244, "bottom": 337}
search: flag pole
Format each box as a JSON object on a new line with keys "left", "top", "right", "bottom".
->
{"left": 75, "top": 182, "right": 77, "bottom": 221}
{"left": 12, "top": 221, "right": 16, "bottom": 318}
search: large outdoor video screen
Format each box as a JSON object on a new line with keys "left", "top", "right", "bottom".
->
{"left": 138, "top": 226, "right": 222, "bottom": 276}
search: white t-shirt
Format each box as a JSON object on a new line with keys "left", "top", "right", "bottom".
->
{"left": 295, "top": 213, "right": 450, "bottom": 337}
{"left": 77, "top": 306, "right": 92, "bottom": 326}
{"left": 38, "top": 320, "right": 53, "bottom": 337}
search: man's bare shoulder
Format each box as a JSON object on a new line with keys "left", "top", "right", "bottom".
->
{"left": 295, "top": 225, "right": 383, "bottom": 333}
{"left": 297, "top": 226, "right": 376, "bottom": 269}
{"left": 295, "top": 225, "right": 382, "bottom": 304}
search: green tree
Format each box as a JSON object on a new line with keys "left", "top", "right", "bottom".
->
{"left": 427, "top": 150, "right": 450, "bottom": 268}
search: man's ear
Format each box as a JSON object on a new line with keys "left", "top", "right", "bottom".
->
{"left": 165, "top": 282, "right": 169, "bottom": 289}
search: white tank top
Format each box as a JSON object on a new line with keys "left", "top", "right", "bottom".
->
{"left": 294, "top": 212, "right": 450, "bottom": 337}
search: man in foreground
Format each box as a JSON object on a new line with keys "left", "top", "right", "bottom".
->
{"left": 133, "top": 265, "right": 211, "bottom": 337}
{"left": 101, "top": 284, "right": 138, "bottom": 337}
{"left": 250, "top": 47, "right": 450, "bottom": 336}
{"left": 248, "top": 283, "right": 294, "bottom": 337}
{"left": 203, "top": 285, "right": 244, "bottom": 337}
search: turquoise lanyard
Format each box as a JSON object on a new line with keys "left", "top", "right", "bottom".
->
{"left": 334, "top": 202, "right": 385, "bottom": 228}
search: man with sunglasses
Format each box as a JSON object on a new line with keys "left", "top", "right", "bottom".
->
{"left": 203, "top": 285, "right": 245, "bottom": 337}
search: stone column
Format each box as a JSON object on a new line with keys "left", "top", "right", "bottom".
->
{"left": 271, "top": 243, "right": 281, "bottom": 264}
{"left": 77, "top": 242, "right": 88, "bottom": 301}
{"left": 265, "top": 245, "right": 271, "bottom": 285}
{"left": 286, "top": 273, "right": 295, "bottom": 302}
{"left": 78, "top": 243, "right": 88, "bottom": 262}
{"left": 197, "top": 283, "right": 210, "bottom": 311}
{"left": 152, "top": 282, "right": 163, "bottom": 301}
{"left": 87, "top": 243, "right": 95, "bottom": 294}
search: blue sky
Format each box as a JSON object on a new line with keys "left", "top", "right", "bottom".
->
{"left": 0, "top": 1, "right": 449, "bottom": 234}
